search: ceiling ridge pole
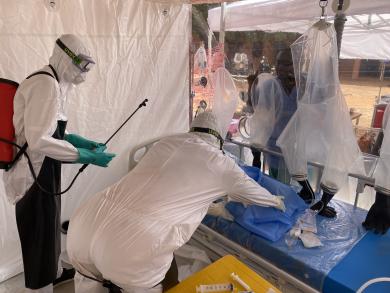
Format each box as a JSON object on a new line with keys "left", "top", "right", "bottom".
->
{"left": 334, "top": 0, "right": 347, "bottom": 58}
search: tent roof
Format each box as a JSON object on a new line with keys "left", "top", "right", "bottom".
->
{"left": 208, "top": 0, "right": 390, "bottom": 59}
{"left": 146, "top": 0, "right": 240, "bottom": 4}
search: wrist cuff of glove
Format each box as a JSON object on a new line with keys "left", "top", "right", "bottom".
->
{"left": 320, "top": 183, "right": 338, "bottom": 194}
{"left": 298, "top": 179, "right": 311, "bottom": 187}
{"left": 375, "top": 186, "right": 390, "bottom": 196}
{"left": 292, "top": 174, "right": 307, "bottom": 181}
{"left": 298, "top": 179, "right": 315, "bottom": 193}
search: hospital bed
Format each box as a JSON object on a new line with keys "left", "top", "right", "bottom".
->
{"left": 226, "top": 138, "right": 379, "bottom": 205}
{"left": 128, "top": 137, "right": 390, "bottom": 293}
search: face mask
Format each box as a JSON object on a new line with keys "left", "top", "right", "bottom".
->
{"left": 73, "top": 72, "right": 87, "bottom": 85}
{"left": 59, "top": 82, "right": 75, "bottom": 98}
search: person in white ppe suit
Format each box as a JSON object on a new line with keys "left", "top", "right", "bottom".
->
{"left": 363, "top": 105, "right": 390, "bottom": 234}
{"left": 3, "top": 34, "right": 115, "bottom": 292}
{"left": 67, "top": 68, "right": 285, "bottom": 293}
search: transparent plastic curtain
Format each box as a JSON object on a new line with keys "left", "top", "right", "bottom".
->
{"left": 248, "top": 73, "right": 283, "bottom": 146}
{"left": 211, "top": 67, "right": 239, "bottom": 138}
{"left": 191, "top": 4, "right": 227, "bottom": 119}
{"left": 277, "top": 23, "right": 365, "bottom": 189}
{"left": 0, "top": 0, "right": 190, "bottom": 282}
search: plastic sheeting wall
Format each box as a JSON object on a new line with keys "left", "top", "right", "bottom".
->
{"left": 0, "top": 0, "right": 190, "bottom": 282}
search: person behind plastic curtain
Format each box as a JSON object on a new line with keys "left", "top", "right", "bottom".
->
{"left": 249, "top": 49, "right": 297, "bottom": 183}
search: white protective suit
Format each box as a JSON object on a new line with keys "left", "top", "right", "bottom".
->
{"left": 2, "top": 35, "right": 96, "bottom": 293}
{"left": 374, "top": 104, "right": 390, "bottom": 193}
{"left": 67, "top": 69, "right": 285, "bottom": 292}
{"left": 3, "top": 34, "right": 91, "bottom": 204}
{"left": 276, "top": 22, "right": 364, "bottom": 193}
{"left": 194, "top": 43, "right": 207, "bottom": 74}
{"left": 362, "top": 104, "right": 390, "bottom": 234}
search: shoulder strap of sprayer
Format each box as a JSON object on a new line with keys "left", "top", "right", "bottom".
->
{"left": 8, "top": 66, "right": 59, "bottom": 170}
{"left": 26, "top": 64, "right": 59, "bottom": 82}
{"left": 190, "top": 127, "right": 224, "bottom": 153}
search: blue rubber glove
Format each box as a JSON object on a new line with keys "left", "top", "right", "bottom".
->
{"left": 65, "top": 133, "right": 104, "bottom": 150}
{"left": 76, "top": 148, "right": 116, "bottom": 167}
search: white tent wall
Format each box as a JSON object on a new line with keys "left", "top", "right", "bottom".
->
{"left": 208, "top": 0, "right": 390, "bottom": 60}
{"left": 0, "top": 0, "right": 190, "bottom": 282}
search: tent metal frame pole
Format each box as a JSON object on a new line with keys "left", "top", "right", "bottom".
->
{"left": 378, "top": 60, "right": 385, "bottom": 100}
{"left": 219, "top": 2, "right": 227, "bottom": 67}
{"left": 334, "top": 0, "right": 346, "bottom": 57}
{"left": 208, "top": 31, "right": 212, "bottom": 67}
{"left": 189, "top": 4, "right": 194, "bottom": 125}
{"left": 219, "top": 2, "right": 226, "bottom": 44}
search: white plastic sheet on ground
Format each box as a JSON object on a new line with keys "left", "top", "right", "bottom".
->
{"left": 0, "top": 0, "right": 190, "bottom": 282}
{"left": 277, "top": 22, "right": 365, "bottom": 191}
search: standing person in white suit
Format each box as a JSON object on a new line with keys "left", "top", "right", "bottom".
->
{"left": 3, "top": 34, "right": 115, "bottom": 293}
{"left": 363, "top": 105, "right": 390, "bottom": 234}
{"left": 67, "top": 68, "right": 286, "bottom": 293}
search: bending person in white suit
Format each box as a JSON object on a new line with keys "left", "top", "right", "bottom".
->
{"left": 67, "top": 68, "right": 285, "bottom": 293}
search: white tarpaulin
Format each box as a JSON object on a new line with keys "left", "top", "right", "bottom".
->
{"left": 208, "top": 0, "right": 390, "bottom": 59}
{"left": 0, "top": 0, "right": 190, "bottom": 282}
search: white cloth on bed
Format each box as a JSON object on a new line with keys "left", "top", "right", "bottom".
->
{"left": 67, "top": 133, "right": 284, "bottom": 291}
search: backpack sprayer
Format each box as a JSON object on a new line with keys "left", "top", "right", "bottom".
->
{"left": 0, "top": 77, "right": 148, "bottom": 195}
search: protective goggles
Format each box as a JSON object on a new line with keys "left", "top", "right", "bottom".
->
{"left": 56, "top": 39, "right": 95, "bottom": 72}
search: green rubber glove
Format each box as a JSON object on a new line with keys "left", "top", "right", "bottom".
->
{"left": 76, "top": 148, "right": 116, "bottom": 167}
{"left": 65, "top": 133, "right": 105, "bottom": 150}
{"left": 94, "top": 144, "right": 107, "bottom": 153}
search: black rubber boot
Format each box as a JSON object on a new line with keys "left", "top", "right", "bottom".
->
{"left": 161, "top": 258, "right": 179, "bottom": 291}
{"left": 251, "top": 148, "right": 261, "bottom": 169}
{"left": 61, "top": 220, "right": 69, "bottom": 234}
{"left": 311, "top": 190, "right": 337, "bottom": 218}
{"left": 103, "top": 280, "right": 122, "bottom": 293}
{"left": 363, "top": 191, "right": 390, "bottom": 234}
{"left": 53, "top": 268, "right": 76, "bottom": 288}
{"left": 298, "top": 180, "right": 315, "bottom": 204}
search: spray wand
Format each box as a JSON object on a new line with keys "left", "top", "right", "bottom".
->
{"left": 78, "top": 98, "right": 148, "bottom": 173}
{"left": 21, "top": 98, "right": 149, "bottom": 195}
